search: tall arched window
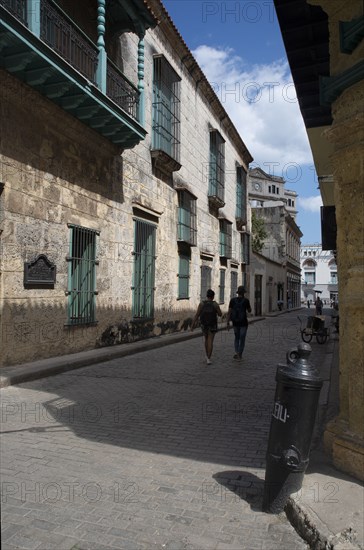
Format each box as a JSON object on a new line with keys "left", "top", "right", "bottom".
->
{"left": 303, "top": 259, "right": 317, "bottom": 285}
{"left": 329, "top": 258, "right": 338, "bottom": 284}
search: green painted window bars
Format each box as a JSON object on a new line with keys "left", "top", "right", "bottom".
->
{"left": 67, "top": 225, "right": 98, "bottom": 325}
{"left": 236, "top": 165, "right": 247, "bottom": 223}
{"left": 152, "top": 55, "right": 181, "bottom": 162}
{"left": 208, "top": 130, "right": 225, "bottom": 203}
{"left": 132, "top": 219, "right": 156, "bottom": 319}
{"left": 178, "top": 253, "right": 190, "bottom": 299}
{"left": 177, "top": 190, "right": 197, "bottom": 246}
{"left": 219, "top": 219, "right": 232, "bottom": 259}
{"left": 200, "top": 265, "right": 212, "bottom": 301}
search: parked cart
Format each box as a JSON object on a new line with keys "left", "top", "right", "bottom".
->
{"left": 298, "top": 315, "right": 329, "bottom": 344}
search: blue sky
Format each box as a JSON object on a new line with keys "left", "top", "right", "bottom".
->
{"left": 162, "top": 0, "right": 323, "bottom": 244}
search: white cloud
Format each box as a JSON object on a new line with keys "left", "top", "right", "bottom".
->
{"left": 297, "top": 195, "right": 323, "bottom": 213}
{"left": 192, "top": 45, "right": 314, "bottom": 174}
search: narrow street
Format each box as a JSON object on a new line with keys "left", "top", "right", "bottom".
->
{"left": 0, "top": 311, "right": 331, "bottom": 550}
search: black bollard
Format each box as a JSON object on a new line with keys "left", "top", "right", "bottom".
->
{"left": 262, "top": 342, "right": 323, "bottom": 513}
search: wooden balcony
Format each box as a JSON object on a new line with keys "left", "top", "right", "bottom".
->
{"left": 0, "top": 0, "right": 150, "bottom": 148}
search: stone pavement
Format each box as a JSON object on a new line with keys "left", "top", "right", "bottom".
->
{"left": 0, "top": 310, "right": 363, "bottom": 550}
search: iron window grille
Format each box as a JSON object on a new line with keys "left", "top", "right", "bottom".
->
{"left": 200, "top": 265, "right": 212, "bottom": 301}
{"left": 1, "top": 0, "right": 140, "bottom": 121}
{"left": 236, "top": 166, "right": 247, "bottom": 223}
{"left": 178, "top": 252, "right": 190, "bottom": 299}
{"left": 208, "top": 130, "right": 225, "bottom": 202}
{"left": 219, "top": 269, "right": 226, "bottom": 304}
{"left": 241, "top": 233, "right": 250, "bottom": 265}
{"left": 1, "top": 0, "right": 26, "bottom": 23}
{"left": 219, "top": 219, "right": 232, "bottom": 258}
{"left": 41, "top": 0, "right": 98, "bottom": 83}
{"left": 177, "top": 191, "right": 197, "bottom": 246}
{"left": 66, "top": 225, "right": 99, "bottom": 325}
{"left": 230, "top": 271, "right": 238, "bottom": 298}
{"left": 152, "top": 55, "right": 181, "bottom": 162}
{"left": 132, "top": 219, "right": 156, "bottom": 319}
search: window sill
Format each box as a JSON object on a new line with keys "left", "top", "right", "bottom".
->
{"left": 208, "top": 194, "right": 225, "bottom": 208}
{"left": 151, "top": 149, "right": 182, "bottom": 175}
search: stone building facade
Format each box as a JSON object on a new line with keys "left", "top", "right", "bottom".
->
{"left": 250, "top": 205, "right": 301, "bottom": 314}
{"left": 247, "top": 168, "right": 301, "bottom": 314}
{"left": 0, "top": 0, "right": 252, "bottom": 367}
{"left": 300, "top": 244, "right": 338, "bottom": 304}
{"left": 274, "top": 0, "right": 363, "bottom": 480}
{"left": 248, "top": 167, "right": 298, "bottom": 220}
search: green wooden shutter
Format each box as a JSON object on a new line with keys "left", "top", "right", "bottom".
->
{"left": 178, "top": 253, "right": 190, "bottom": 299}
{"left": 209, "top": 131, "right": 225, "bottom": 200}
{"left": 236, "top": 167, "right": 247, "bottom": 223}
{"left": 209, "top": 132, "right": 218, "bottom": 196}
{"left": 219, "top": 269, "right": 225, "bottom": 304}
{"left": 219, "top": 220, "right": 232, "bottom": 258}
{"left": 242, "top": 233, "right": 250, "bottom": 265}
{"left": 132, "top": 219, "right": 156, "bottom": 318}
{"left": 200, "top": 265, "right": 212, "bottom": 300}
{"left": 177, "top": 191, "right": 197, "bottom": 246}
{"left": 67, "top": 225, "right": 98, "bottom": 325}
{"left": 178, "top": 192, "right": 190, "bottom": 242}
{"left": 152, "top": 56, "right": 180, "bottom": 160}
{"left": 230, "top": 271, "right": 238, "bottom": 298}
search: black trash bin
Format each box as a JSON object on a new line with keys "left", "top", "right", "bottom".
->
{"left": 262, "top": 342, "right": 323, "bottom": 513}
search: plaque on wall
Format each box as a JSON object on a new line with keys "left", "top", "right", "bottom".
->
{"left": 24, "top": 254, "right": 56, "bottom": 288}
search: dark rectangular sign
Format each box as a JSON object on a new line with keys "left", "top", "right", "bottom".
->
{"left": 321, "top": 206, "right": 337, "bottom": 251}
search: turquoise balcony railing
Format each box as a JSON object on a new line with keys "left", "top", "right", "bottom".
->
{"left": 0, "top": 0, "right": 145, "bottom": 147}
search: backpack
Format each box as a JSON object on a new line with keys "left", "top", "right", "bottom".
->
{"left": 199, "top": 300, "right": 217, "bottom": 327}
{"left": 230, "top": 297, "right": 248, "bottom": 324}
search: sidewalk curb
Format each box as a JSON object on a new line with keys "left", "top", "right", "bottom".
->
{"left": 0, "top": 317, "right": 266, "bottom": 388}
{"left": 284, "top": 332, "right": 362, "bottom": 550}
{"left": 0, "top": 330, "right": 204, "bottom": 388}
{"left": 285, "top": 496, "right": 361, "bottom": 549}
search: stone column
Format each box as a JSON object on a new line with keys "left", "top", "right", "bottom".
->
{"left": 324, "top": 78, "right": 364, "bottom": 481}
{"left": 96, "top": 0, "right": 107, "bottom": 93}
{"left": 309, "top": 0, "right": 364, "bottom": 481}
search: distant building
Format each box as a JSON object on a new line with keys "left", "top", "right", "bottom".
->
{"left": 248, "top": 168, "right": 302, "bottom": 314}
{"left": 300, "top": 244, "right": 338, "bottom": 304}
{"left": 248, "top": 167, "right": 298, "bottom": 220}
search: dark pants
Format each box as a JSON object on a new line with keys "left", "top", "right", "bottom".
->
{"left": 233, "top": 325, "right": 248, "bottom": 355}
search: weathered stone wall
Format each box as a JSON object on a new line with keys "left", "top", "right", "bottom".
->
{"left": 0, "top": 19, "right": 251, "bottom": 367}
{"left": 253, "top": 206, "right": 285, "bottom": 264}
{"left": 309, "top": 0, "right": 364, "bottom": 481}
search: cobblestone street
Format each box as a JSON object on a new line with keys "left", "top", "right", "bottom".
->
{"left": 0, "top": 311, "right": 331, "bottom": 549}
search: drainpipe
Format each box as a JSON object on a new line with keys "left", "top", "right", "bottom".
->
{"left": 96, "top": 0, "right": 107, "bottom": 92}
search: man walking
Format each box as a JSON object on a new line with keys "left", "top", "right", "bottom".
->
{"left": 227, "top": 286, "right": 252, "bottom": 361}
{"left": 191, "top": 289, "right": 222, "bottom": 365}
